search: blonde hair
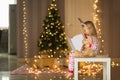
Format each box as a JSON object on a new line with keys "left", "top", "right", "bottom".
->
{"left": 84, "top": 21, "right": 97, "bottom": 37}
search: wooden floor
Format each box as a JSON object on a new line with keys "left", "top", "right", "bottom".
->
{"left": 0, "top": 53, "right": 120, "bottom": 80}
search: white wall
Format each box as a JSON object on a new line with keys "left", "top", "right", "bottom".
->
{"left": 65, "top": 0, "right": 94, "bottom": 37}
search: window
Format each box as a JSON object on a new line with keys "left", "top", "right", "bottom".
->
{"left": 0, "top": 0, "right": 16, "bottom": 29}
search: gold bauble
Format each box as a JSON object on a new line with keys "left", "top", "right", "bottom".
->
{"left": 50, "top": 49, "right": 52, "bottom": 52}
{"left": 48, "top": 43, "right": 52, "bottom": 46}
{"left": 56, "top": 47, "right": 59, "bottom": 50}
{"left": 51, "top": 26, "right": 53, "bottom": 28}
{"left": 62, "top": 26, "right": 64, "bottom": 28}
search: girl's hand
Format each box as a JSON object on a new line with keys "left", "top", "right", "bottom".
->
{"left": 83, "top": 36, "right": 92, "bottom": 48}
{"left": 82, "top": 39, "right": 89, "bottom": 44}
{"left": 83, "top": 36, "right": 92, "bottom": 44}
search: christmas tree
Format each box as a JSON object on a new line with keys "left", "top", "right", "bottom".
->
{"left": 38, "top": 0, "right": 68, "bottom": 57}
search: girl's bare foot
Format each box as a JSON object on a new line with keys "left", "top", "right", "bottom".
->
{"left": 65, "top": 72, "right": 73, "bottom": 79}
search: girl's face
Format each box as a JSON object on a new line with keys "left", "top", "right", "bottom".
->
{"left": 83, "top": 24, "right": 93, "bottom": 35}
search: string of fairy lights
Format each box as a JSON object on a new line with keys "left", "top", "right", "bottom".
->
{"left": 22, "top": 0, "right": 29, "bottom": 64}
{"left": 93, "top": 0, "right": 104, "bottom": 54}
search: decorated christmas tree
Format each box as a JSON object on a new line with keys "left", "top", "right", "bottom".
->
{"left": 38, "top": 0, "right": 68, "bottom": 57}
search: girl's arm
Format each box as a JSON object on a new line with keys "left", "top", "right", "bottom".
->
{"left": 82, "top": 36, "right": 99, "bottom": 53}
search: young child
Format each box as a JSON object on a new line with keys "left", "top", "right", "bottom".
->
{"left": 65, "top": 18, "right": 99, "bottom": 78}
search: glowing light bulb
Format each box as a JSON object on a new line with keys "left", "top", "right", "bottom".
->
{"left": 102, "top": 40, "right": 104, "bottom": 42}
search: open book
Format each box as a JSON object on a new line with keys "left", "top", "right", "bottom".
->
{"left": 67, "top": 34, "right": 84, "bottom": 51}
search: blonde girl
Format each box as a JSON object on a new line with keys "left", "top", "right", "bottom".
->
{"left": 65, "top": 18, "right": 99, "bottom": 78}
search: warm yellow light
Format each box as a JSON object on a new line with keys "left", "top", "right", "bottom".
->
{"left": 48, "top": 55, "right": 51, "bottom": 58}
{"left": 51, "top": 55, "right": 53, "bottom": 57}
{"left": 34, "top": 59, "right": 37, "bottom": 62}
{"left": 66, "top": 59, "right": 69, "bottom": 63}
{"left": 50, "top": 49, "right": 52, "bottom": 52}
{"left": 38, "top": 56, "right": 41, "bottom": 59}
{"left": 22, "top": 0, "right": 29, "bottom": 64}
{"left": 111, "top": 61, "right": 115, "bottom": 67}
{"left": 95, "top": 0, "right": 98, "bottom": 3}
{"left": 93, "top": 0, "right": 105, "bottom": 54}
{"left": 100, "top": 50, "right": 102, "bottom": 53}
{"left": 93, "top": 4, "right": 97, "bottom": 10}
{"left": 102, "top": 40, "right": 104, "bottom": 42}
